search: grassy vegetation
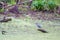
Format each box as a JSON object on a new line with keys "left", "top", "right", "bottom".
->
{"left": 31, "top": 0, "right": 57, "bottom": 11}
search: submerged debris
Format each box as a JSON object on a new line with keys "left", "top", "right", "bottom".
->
{"left": 0, "top": 17, "right": 12, "bottom": 22}
{"left": 37, "top": 28, "right": 48, "bottom": 33}
{"left": 2, "top": 31, "right": 6, "bottom": 35}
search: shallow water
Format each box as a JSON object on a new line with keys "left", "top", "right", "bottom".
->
{"left": 0, "top": 18, "right": 60, "bottom": 40}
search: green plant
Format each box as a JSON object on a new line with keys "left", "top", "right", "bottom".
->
{"left": 31, "top": 0, "right": 45, "bottom": 11}
{"left": 31, "top": 0, "right": 57, "bottom": 11}
{"left": 0, "top": 0, "right": 16, "bottom": 5}
{"left": 47, "top": 0, "right": 57, "bottom": 10}
{"left": 6, "top": 0, "right": 16, "bottom": 5}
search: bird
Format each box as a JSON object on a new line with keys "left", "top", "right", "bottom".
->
{"left": 35, "top": 23, "right": 42, "bottom": 28}
{"left": 35, "top": 23, "right": 48, "bottom": 33}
